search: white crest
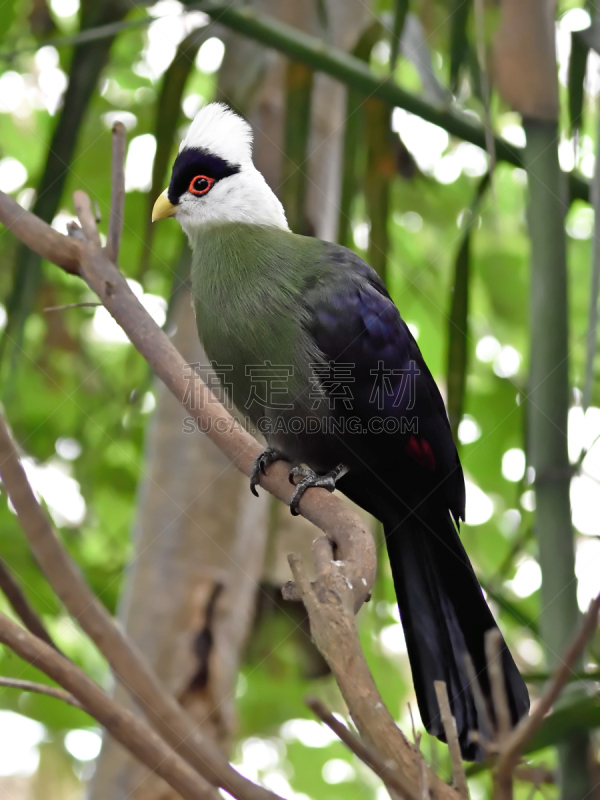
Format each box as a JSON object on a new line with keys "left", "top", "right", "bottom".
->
{"left": 181, "top": 102, "right": 254, "bottom": 166}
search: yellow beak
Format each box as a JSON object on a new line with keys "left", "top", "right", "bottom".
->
{"left": 152, "top": 189, "right": 177, "bottom": 222}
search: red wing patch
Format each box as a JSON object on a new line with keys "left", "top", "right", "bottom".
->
{"left": 405, "top": 435, "right": 436, "bottom": 471}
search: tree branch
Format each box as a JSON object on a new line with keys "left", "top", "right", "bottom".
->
{"left": 485, "top": 628, "right": 512, "bottom": 741}
{"left": 0, "top": 194, "right": 80, "bottom": 273}
{"left": 0, "top": 614, "right": 217, "bottom": 800}
{"left": 106, "top": 121, "right": 126, "bottom": 263}
{"left": 0, "top": 677, "right": 83, "bottom": 709}
{"left": 434, "top": 682, "right": 468, "bottom": 798}
{"left": 0, "top": 557, "right": 58, "bottom": 650}
{"left": 306, "top": 696, "right": 420, "bottom": 800}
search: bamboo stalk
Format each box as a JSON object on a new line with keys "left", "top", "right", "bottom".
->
{"left": 364, "top": 97, "right": 393, "bottom": 282}
{"left": 583, "top": 6, "right": 600, "bottom": 411}
{"left": 524, "top": 116, "right": 593, "bottom": 799}
{"left": 337, "top": 21, "right": 381, "bottom": 248}
{"left": 280, "top": 61, "right": 314, "bottom": 234}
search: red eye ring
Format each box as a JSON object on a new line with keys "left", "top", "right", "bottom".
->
{"left": 188, "top": 174, "right": 215, "bottom": 196}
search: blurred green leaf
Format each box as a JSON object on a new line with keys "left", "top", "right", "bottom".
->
{"left": 568, "top": 30, "right": 589, "bottom": 139}
{"left": 390, "top": 0, "right": 409, "bottom": 68}
{"left": 446, "top": 174, "right": 489, "bottom": 439}
{"left": 449, "top": 0, "right": 471, "bottom": 93}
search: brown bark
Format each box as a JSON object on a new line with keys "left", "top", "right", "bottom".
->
{"left": 493, "top": 0, "right": 559, "bottom": 120}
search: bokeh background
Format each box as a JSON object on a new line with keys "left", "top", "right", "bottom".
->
{"left": 0, "top": 0, "right": 599, "bottom": 797}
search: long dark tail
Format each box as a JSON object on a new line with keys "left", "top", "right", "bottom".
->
{"left": 384, "top": 506, "right": 530, "bottom": 761}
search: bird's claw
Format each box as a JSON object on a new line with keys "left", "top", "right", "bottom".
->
{"left": 288, "top": 466, "right": 313, "bottom": 484}
{"left": 288, "top": 464, "right": 349, "bottom": 516}
{"left": 250, "top": 448, "right": 286, "bottom": 496}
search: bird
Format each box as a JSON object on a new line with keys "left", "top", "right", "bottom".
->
{"left": 153, "top": 102, "right": 530, "bottom": 760}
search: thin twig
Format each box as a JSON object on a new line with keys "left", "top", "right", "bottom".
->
{"left": 496, "top": 593, "right": 600, "bottom": 780}
{"left": 485, "top": 628, "right": 511, "bottom": 741}
{"left": 66, "top": 221, "right": 85, "bottom": 240}
{"left": 418, "top": 757, "right": 430, "bottom": 800}
{"left": 407, "top": 703, "right": 421, "bottom": 750}
{"left": 44, "top": 302, "right": 100, "bottom": 312}
{"left": 74, "top": 191, "right": 101, "bottom": 247}
{"left": 434, "top": 682, "right": 469, "bottom": 799}
{"left": 306, "top": 696, "right": 420, "bottom": 800}
{"left": 106, "top": 121, "right": 126, "bottom": 263}
{"left": 0, "top": 613, "right": 215, "bottom": 800}
{"left": 0, "top": 677, "right": 83, "bottom": 709}
{"left": 407, "top": 703, "right": 430, "bottom": 800}
{"left": 463, "top": 652, "right": 494, "bottom": 744}
{"left": 0, "top": 557, "right": 58, "bottom": 650}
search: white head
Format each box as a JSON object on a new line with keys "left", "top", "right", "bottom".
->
{"left": 152, "top": 102, "right": 288, "bottom": 237}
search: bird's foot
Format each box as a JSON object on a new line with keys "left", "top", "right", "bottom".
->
{"left": 288, "top": 464, "right": 349, "bottom": 516}
{"left": 250, "top": 448, "right": 286, "bottom": 497}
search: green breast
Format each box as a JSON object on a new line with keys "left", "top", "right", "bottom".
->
{"left": 190, "top": 223, "right": 325, "bottom": 416}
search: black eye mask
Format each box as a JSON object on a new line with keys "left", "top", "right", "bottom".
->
{"left": 168, "top": 147, "right": 241, "bottom": 204}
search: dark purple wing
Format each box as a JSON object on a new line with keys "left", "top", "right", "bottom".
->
{"left": 302, "top": 244, "right": 465, "bottom": 521}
